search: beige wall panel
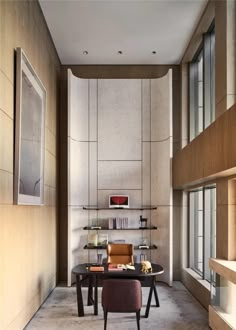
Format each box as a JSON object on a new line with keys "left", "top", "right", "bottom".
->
{"left": 151, "top": 71, "right": 172, "bottom": 141}
{"left": 142, "top": 142, "right": 151, "bottom": 206}
{"left": 98, "top": 79, "right": 141, "bottom": 160}
{"left": 44, "top": 186, "right": 56, "bottom": 207}
{"left": 228, "top": 204, "right": 236, "bottom": 260}
{"left": 142, "top": 79, "right": 151, "bottom": 142}
{"left": 69, "top": 207, "right": 88, "bottom": 283}
{"left": 151, "top": 206, "right": 172, "bottom": 285}
{"left": 89, "top": 142, "right": 97, "bottom": 206}
{"left": 0, "top": 205, "right": 57, "bottom": 330}
{"left": 98, "top": 161, "right": 142, "bottom": 190}
{"left": 0, "top": 171, "right": 13, "bottom": 204}
{"left": 0, "top": 71, "right": 13, "bottom": 119}
{"left": 44, "top": 151, "right": 56, "bottom": 189}
{"left": 0, "top": 1, "right": 60, "bottom": 329}
{"left": 89, "top": 79, "right": 98, "bottom": 141}
{"left": 151, "top": 139, "right": 172, "bottom": 206}
{"left": 69, "top": 140, "right": 88, "bottom": 206}
{"left": 45, "top": 128, "right": 56, "bottom": 157}
{"left": 69, "top": 76, "right": 88, "bottom": 141}
{"left": 0, "top": 111, "right": 13, "bottom": 173}
{"left": 173, "top": 191, "right": 182, "bottom": 280}
{"left": 216, "top": 204, "right": 229, "bottom": 260}
{"left": 0, "top": 1, "right": 16, "bottom": 83}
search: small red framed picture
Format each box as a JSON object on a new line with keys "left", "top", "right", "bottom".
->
{"left": 109, "top": 195, "right": 129, "bottom": 208}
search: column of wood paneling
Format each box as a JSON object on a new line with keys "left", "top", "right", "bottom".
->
{"left": 215, "top": 0, "right": 236, "bottom": 118}
{"left": 216, "top": 179, "right": 236, "bottom": 260}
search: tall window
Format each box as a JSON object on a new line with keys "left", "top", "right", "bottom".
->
{"left": 189, "top": 25, "right": 215, "bottom": 141}
{"left": 189, "top": 186, "right": 216, "bottom": 282}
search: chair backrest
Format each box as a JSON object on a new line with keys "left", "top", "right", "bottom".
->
{"left": 107, "top": 243, "right": 134, "bottom": 264}
{"left": 102, "top": 279, "right": 142, "bottom": 313}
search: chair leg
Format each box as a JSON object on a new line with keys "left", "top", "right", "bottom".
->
{"left": 136, "top": 310, "right": 140, "bottom": 330}
{"left": 104, "top": 310, "right": 108, "bottom": 330}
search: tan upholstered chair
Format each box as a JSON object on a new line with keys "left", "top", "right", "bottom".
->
{"left": 107, "top": 243, "right": 134, "bottom": 265}
{"left": 102, "top": 279, "right": 142, "bottom": 330}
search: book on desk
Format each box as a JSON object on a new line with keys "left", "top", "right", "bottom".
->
{"left": 90, "top": 266, "right": 104, "bottom": 272}
{"left": 108, "top": 264, "right": 135, "bottom": 271}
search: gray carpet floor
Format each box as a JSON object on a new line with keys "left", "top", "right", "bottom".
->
{"left": 25, "top": 282, "right": 210, "bottom": 330}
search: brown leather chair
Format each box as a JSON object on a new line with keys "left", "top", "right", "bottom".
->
{"left": 107, "top": 243, "right": 134, "bottom": 265}
{"left": 102, "top": 279, "right": 142, "bottom": 330}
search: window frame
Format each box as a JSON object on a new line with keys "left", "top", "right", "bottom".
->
{"left": 188, "top": 22, "right": 215, "bottom": 142}
{"left": 189, "top": 185, "right": 216, "bottom": 282}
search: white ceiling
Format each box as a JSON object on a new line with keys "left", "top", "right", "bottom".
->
{"left": 39, "top": 0, "right": 208, "bottom": 65}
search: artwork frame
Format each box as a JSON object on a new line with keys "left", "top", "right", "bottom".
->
{"left": 14, "top": 48, "right": 46, "bottom": 205}
{"left": 109, "top": 195, "right": 129, "bottom": 208}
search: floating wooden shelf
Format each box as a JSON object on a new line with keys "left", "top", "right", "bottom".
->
{"left": 83, "top": 226, "right": 157, "bottom": 230}
{"left": 82, "top": 206, "right": 157, "bottom": 211}
{"left": 209, "top": 258, "right": 236, "bottom": 285}
{"left": 84, "top": 244, "right": 158, "bottom": 250}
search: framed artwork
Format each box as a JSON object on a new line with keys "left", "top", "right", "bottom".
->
{"left": 14, "top": 48, "right": 46, "bottom": 205}
{"left": 109, "top": 195, "right": 129, "bottom": 208}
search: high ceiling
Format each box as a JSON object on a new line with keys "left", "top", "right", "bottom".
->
{"left": 39, "top": 0, "right": 208, "bottom": 65}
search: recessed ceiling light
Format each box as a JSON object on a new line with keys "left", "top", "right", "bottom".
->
{"left": 118, "top": 51, "right": 123, "bottom": 55}
{"left": 152, "top": 51, "right": 157, "bottom": 55}
{"left": 83, "top": 51, "right": 88, "bottom": 55}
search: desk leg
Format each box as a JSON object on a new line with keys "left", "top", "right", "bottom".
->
{"left": 145, "top": 276, "right": 155, "bottom": 318}
{"left": 87, "top": 275, "right": 93, "bottom": 306}
{"left": 94, "top": 275, "right": 98, "bottom": 315}
{"left": 76, "top": 275, "right": 84, "bottom": 317}
{"left": 153, "top": 285, "right": 160, "bottom": 307}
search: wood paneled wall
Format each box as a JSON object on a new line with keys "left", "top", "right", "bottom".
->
{"left": 173, "top": 102, "right": 236, "bottom": 189}
{"left": 0, "top": 1, "right": 60, "bottom": 329}
{"left": 175, "top": 0, "right": 236, "bottom": 322}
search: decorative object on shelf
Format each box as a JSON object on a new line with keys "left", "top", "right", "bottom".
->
{"left": 140, "top": 253, "right": 147, "bottom": 262}
{"left": 14, "top": 48, "right": 46, "bottom": 205}
{"left": 97, "top": 253, "right": 103, "bottom": 265}
{"left": 138, "top": 238, "right": 149, "bottom": 249}
{"left": 141, "top": 260, "right": 152, "bottom": 273}
{"left": 139, "top": 215, "right": 148, "bottom": 228}
{"left": 97, "top": 234, "right": 108, "bottom": 246}
{"left": 109, "top": 195, "right": 129, "bottom": 208}
{"left": 109, "top": 217, "right": 128, "bottom": 229}
{"left": 87, "top": 233, "right": 98, "bottom": 246}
